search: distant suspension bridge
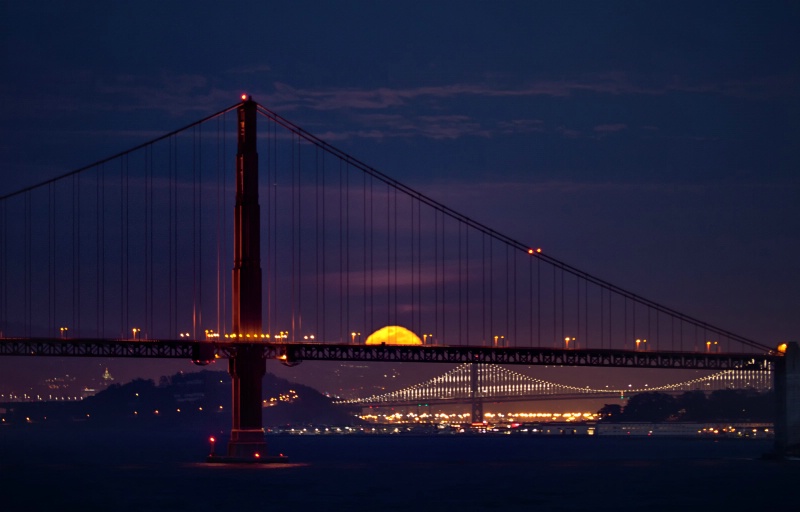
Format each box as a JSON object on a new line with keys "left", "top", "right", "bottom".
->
{"left": 335, "top": 363, "right": 773, "bottom": 408}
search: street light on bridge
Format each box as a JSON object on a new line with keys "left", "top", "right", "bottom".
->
{"left": 59, "top": 327, "right": 68, "bottom": 339}
{"left": 351, "top": 332, "right": 361, "bottom": 343}
{"left": 131, "top": 328, "right": 141, "bottom": 341}
{"left": 635, "top": 338, "right": 647, "bottom": 351}
{"left": 564, "top": 337, "right": 575, "bottom": 349}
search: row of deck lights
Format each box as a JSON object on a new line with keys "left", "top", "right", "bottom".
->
{"left": 53, "top": 325, "right": 723, "bottom": 353}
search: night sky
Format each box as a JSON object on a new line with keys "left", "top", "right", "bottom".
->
{"left": 1, "top": 1, "right": 798, "bottom": 394}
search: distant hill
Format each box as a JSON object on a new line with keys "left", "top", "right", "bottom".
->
{"left": 0, "top": 370, "right": 361, "bottom": 428}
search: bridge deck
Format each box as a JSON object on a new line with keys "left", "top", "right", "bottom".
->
{"left": 0, "top": 339, "right": 777, "bottom": 370}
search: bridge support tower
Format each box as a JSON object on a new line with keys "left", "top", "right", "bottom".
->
{"left": 470, "top": 363, "right": 483, "bottom": 424}
{"left": 221, "top": 97, "right": 285, "bottom": 462}
{"left": 774, "top": 341, "right": 800, "bottom": 457}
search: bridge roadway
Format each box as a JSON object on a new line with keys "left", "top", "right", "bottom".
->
{"left": 0, "top": 338, "right": 776, "bottom": 370}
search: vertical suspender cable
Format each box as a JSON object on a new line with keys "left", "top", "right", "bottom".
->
{"left": 505, "top": 245, "right": 509, "bottom": 346}
{"left": 265, "top": 118, "right": 271, "bottom": 335}
{"left": 481, "top": 233, "right": 486, "bottom": 346}
{"left": 528, "top": 252, "right": 532, "bottom": 347}
{"left": 142, "top": 149, "right": 148, "bottom": 338}
{"left": 72, "top": 176, "right": 77, "bottom": 337}
{"left": 96, "top": 165, "right": 100, "bottom": 337}
{"left": 1, "top": 200, "right": 6, "bottom": 336}
{"left": 168, "top": 138, "right": 174, "bottom": 335}
{"left": 386, "top": 182, "right": 390, "bottom": 332}
{"left": 340, "top": 161, "right": 345, "bottom": 340}
{"left": 369, "top": 177, "right": 374, "bottom": 333}
{"left": 0, "top": 200, "right": 3, "bottom": 336}
{"left": 575, "top": 274, "right": 579, "bottom": 347}
{"left": 513, "top": 247, "right": 517, "bottom": 347}
{"left": 216, "top": 117, "right": 221, "bottom": 334}
{"left": 48, "top": 183, "right": 54, "bottom": 336}
{"left": 434, "top": 210, "right": 439, "bottom": 342}
{"left": 362, "top": 169, "right": 366, "bottom": 337}
{"left": 601, "top": 287, "right": 604, "bottom": 349}
{"left": 346, "top": 162, "right": 351, "bottom": 338}
{"left": 552, "top": 266, "right": 556, "bottom": 347}
{"left": 174, "top": 139, "right": 179, "bottom": 336}
{"left": 458, "top": 223, "right": 462, "bottom": 345}
{"left": 271, "top": 119, "right": 277, "bottom": 335}
{"left": 223, "top": 112, "right": 229, "bottom": 336}
{"left": 441, "top": 213, "right": 445, "bottom": 343}
{"left": 560, "top": 267, "right": 564, "bottom": 344}
{"left": 315, "top": 147, "right": 319, "bottom": 339}
{"left": 101, "top": 162, "right": 106, "bottom": 337}
{"left": 119, "top": 157, "right": 124, "bottom": 337}
{"left": 624, "top": 297, "right": 628, "bottom": 350}
{"left": 584, "top": 279, "right": 588, "bottom": 349}
{"left": 290, "top": 134, "right": 296, "bottom": 340}
{"left": 298, "top": 134, "right": 304, "bottom": 339}
{"left": 146, "top": 146, "right": 152, "bottom": 337}
{"left": 537, "top": 255, "right": 540, "bottom": 345}
{"left": 192, "top": 126, "right": 197, "bottom": 338}
{"left": 198, "top": 125, "right": 203, "bottom": 336}
{"left": 411, "top": 190, "right": 416, "bottom": 336}
{"left": 25, "top": 191, "right": 30, "bottom": 336}
{"left": 417, "top": 200, "right": 421, "bottom": 340}
{"left": 466, "top": 225, "right": 470, "bottom": 346}
{"left": 489, "top": 231, "right": 493, "bottom": 345}
{"left": 322, "top": 146, "right": 327, "bottom": 340}
{"left": 656, "top": 310, "right": 660, "bottom": 352}
{"left": 609, "top": 290, "right": 612, "bottom": 348}
{"left": 393, "top": 186, "right": 397, "bottom": 331}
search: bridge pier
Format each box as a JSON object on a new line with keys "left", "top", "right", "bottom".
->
{"left": 227, "top": 345, "right": 267, "bottom": 458}
{"left": 774, "top": 341, "right": 800, "bottom": 457}
{"left": 470, "top": 363, "right": 484, "bottom": 424}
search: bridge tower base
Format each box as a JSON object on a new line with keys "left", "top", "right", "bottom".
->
{"left": 470, "top": 363, "right": 484, "bottom": 424}
{"left": 774, "top": 341, "right": 800, "bottom": 457}
{"left": 226, "top": 345, "right": 268, "bottom": 458}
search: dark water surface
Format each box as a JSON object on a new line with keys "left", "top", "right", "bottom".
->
{"left": 1, "top": 426, "right": 797, "bottom": 511}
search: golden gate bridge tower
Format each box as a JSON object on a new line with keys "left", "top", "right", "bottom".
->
{"left": 223, "top": 96, "right": 285, "bottom": 462}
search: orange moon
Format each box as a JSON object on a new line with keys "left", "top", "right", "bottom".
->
{"left": 364, "top": 325, "right": 423, "bottom": 345}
